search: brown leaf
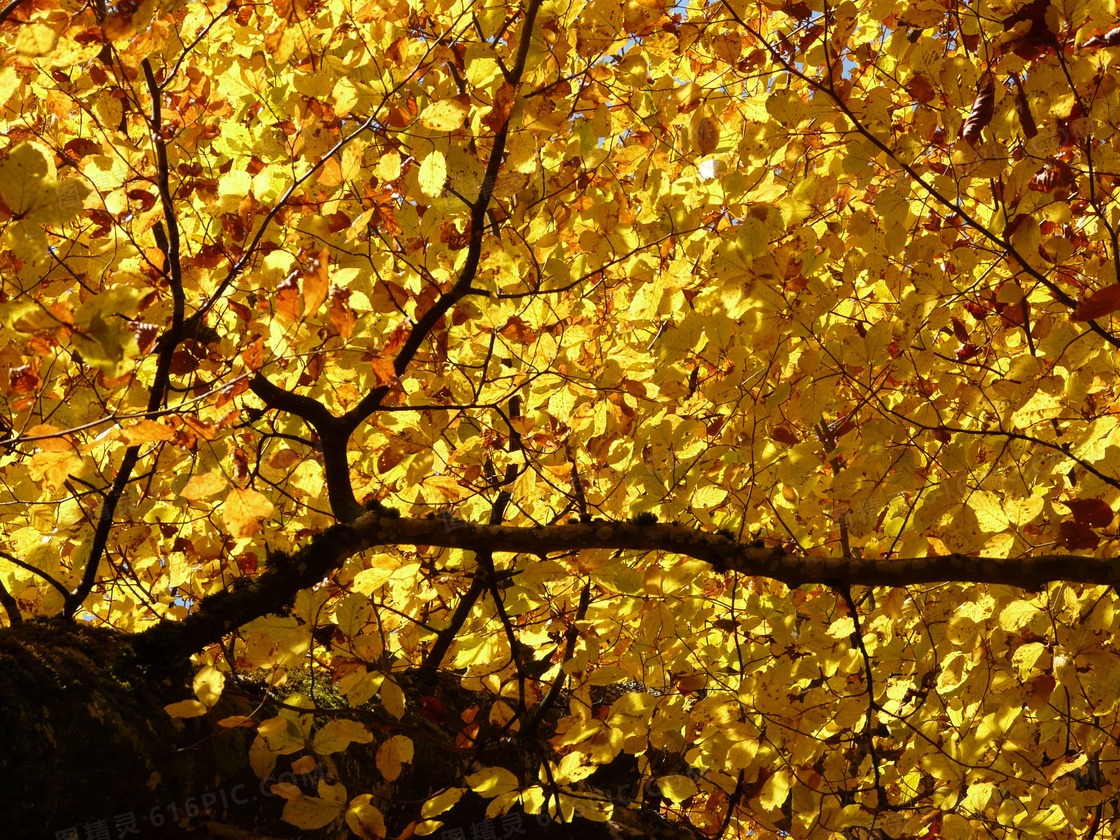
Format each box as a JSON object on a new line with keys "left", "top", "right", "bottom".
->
{"left": 1061, "top": 498, "right": 1114, "bottom": 528}
{"left": 1058, "top": 520, "right": 1099, "bottom": 550}
{"left": 961, "top": 74, "right": 995, "bottom": 146}
{"left": 499, "top": 315, "right": 536, "bottom": 344}
{"left": 274, "top": 274, "right": 301, "bottom": 323}
{"left": 483, "top": 83, "right": 515, "bottom": 133}
{"left": 1010, "top": 74, "right": 1037, "bottom": 139}
{"left": 696, "top": 117, "right": 720, "bottom": 155}
{"left": 770, "top": 424, "right": 799, "bottom": 445}
{"left": 1002, "top": 0, "right": 1056, "bottom": 60}
{"left": 377, "top": 446, "right": 404, "bottom": 474}
{"left": 1085, "top": 27, "right": 1120, "bottom": 49}
{"left": 241, "top": 336, "right": 265, "bottom": 371}
{"left": 328, "top": 288, "right": 355, "bottom": 339}
{"left": 907, "top": 73, "right": 935, "bottom": 104}
{"left": 1071, "top": 285, "right": 1120, "bottom": 322}
{"left": 955, "top": 343, "right": 981, "bottom": 361}
{"left": 1028, "top": 158, "right": 1076, "bottom": 199}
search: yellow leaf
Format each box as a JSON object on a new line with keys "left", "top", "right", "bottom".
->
{"left": 378, "top": 151, "right": 402, "bottom": 181}
{"left": 758, "top": 769, "right": 790, "bottom": 810}
{"left": 376, "top": 734, "right": 414, "bottom": 781}
{"left": 999, "top": 601, "right": 1042, "bottom": 632}
{"left": 181, "top": 473, "right": 229, "bottom": 501}
{"left": 281, "top": 792, "right": 344, "bottom": 830}
{"left": 164, "top": 699, "right": 207, "bottom": 718}
{"left": 292, "top": 756, "right": 318, "bottom": 775}
{"left": 655, "top": 775, "right": 697, "bottom": 803}
{"left": 250, "top": 735, "right": 277, "bottom": 779}
{"left": 303, "top": 245, "right": 330, "bottom": 317}
{"left": 1045, "top": 752, "right": 1087, "bottom": 784}
{"left": 193, "top": 665, "right": 225, "bottom": 707}
{"left": 673, "top": 82, "right": 702, "bottom": 112}
{"left": 971, "top": 491, "right": 1009, "bottom": 533}
{"left": 380, "top": 677, "right": 406, "bottom": 718}
{"left": 418, "top": 150, "right": 447, "bottom": 198}
{"left": 419, "top": 99, "right": 468, "bottom": 131}
{"left": 28, "top": 450, "right": 79, "bottom": 491}
{"left": 121, "top": 420, "right": 177, "bottom": 444}
{"left": 0, "top": 142, "right": 86, "bottom": 224}
{"left": 312, "top": 719, "right": 373, "bottom": 754}
{"left": 333, "top": 78, "right": 359, "bottom": 116}
{"left": 222, "top": 488, "right": 275, "bottom": 538}
{"left": 71, "top": 311, "right": 139, "bottom": 377}
{"left": 421, "top": 788, "right": 464, "bottom": 818}
{"left": 0, "top": 67, "right": 17, "bottom": 109}
{"left": 319, "top": 779, "right": 348, "bottom": 806}
{"left": 826, "top": 617, "right": 855, "bottom": 639}
{"left": 258, "top": 716, "right": 307, "bottom": 754}
{"left": 347, "top": 795, "right": 387, "bottom": 840}
{"left": 271, "top": 782, "right": 302, "bottom": 800}
{"left": 15, "top": 24, "right": 58, "bottom": 57}
{"left": 217, "top": 715, "right": 255, "bottom": 728}
{"left": 465, "top": 766, "right": 519, "bottom": 798}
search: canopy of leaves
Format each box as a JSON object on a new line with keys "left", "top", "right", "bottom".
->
{"left": 5, "top": 0, "right": 1120, "bottom": 836}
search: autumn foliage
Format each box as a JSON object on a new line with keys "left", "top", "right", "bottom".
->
{"left": 7, "top": 0, "right": 1120, "bottom": 836}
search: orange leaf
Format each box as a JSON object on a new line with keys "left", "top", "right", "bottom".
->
{"left": 303, "top": 246, "right": 330, "bottom": 317}
{"left": 1071, "top": 285, "right": 1120, "bottom": 321}
{"left": 370, "top": 357, "right": 396, "bottom": 387}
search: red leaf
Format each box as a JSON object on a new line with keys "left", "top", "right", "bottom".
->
{"left": 236, "top": 553, "right": 258, "bottom": 575}
{"left": 1061, "top": 498, "right": 1114, "bottom": 528}
{"left": 1071, "top": 285, "right": 1120, "bottom": 321}
{"left": 961, "top": 74, "right": 995, "bottom": 146}
{"left": 770, "top": 424, "right": 799, "bottom": 445}
{"left": 1028, "top": 158, "right": 1075, "bottom": 198}
{"left": 1002, "top": 0, "right": 1057, "bottom": 59}
{"left": 956, "top": 343, "right": 981, "bottom": 361}
{"left": 1059, "top": 520, "right": 1099, "bottom": 550}
{"left": 417, "top": 696, "right": 448, "bottom": 722}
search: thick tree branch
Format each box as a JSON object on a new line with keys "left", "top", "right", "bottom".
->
{"left": 247, "top": 373, "right": 358, "bottom": 519}
{"left": 130, "top": 512, "right": 1120, "bottom": 665}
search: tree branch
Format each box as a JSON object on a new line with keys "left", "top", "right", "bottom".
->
{"left": 342, "top": 0, "right": 544, "bottom": 431}
{"left": 130, "top": 512, "right": 1120, "bottom": 666}
{"left": 62, "top": 60, "right": 190, "bottom": 619}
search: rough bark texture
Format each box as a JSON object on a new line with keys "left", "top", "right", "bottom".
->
{"left": 1, "top": 622, "right": 712, "bottom": 840}
{"left": 0, "top": 621, "right": 260, "bottom": 838}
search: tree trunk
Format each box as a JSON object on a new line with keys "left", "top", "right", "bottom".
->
{"left": 1, "top": 623, "right": 712, "bottom": 840}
